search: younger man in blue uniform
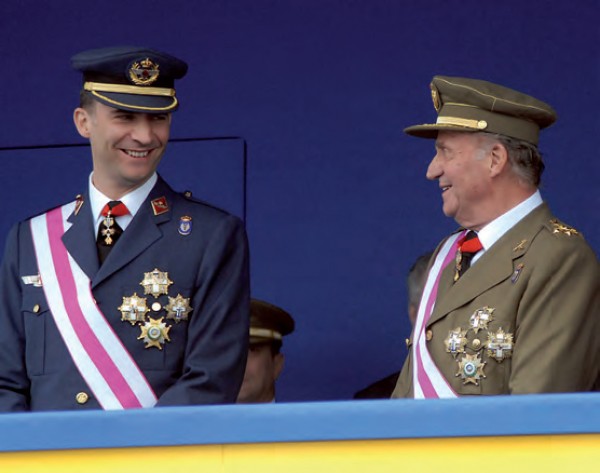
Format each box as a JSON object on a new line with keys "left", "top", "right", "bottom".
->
{"left": 0, "top": 46, "right": 250, "bottom": 411}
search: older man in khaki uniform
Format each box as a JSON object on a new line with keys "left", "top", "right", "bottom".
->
{"left": 392, "top": 76, "right": 599, "bottom": 398}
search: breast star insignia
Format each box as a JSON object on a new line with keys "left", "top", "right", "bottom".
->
{"left": 138, "top": 317, "right": 171, "bottom": 350}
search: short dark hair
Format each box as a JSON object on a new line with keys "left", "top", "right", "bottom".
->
{"left": 79, "top": 90, "right": 96, "bottom": 110}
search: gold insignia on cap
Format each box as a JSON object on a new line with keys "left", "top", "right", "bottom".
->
{"left": 444, "top": 327, "right": 468, "bottom": 358}
{"left": 469, "top": 306, "right": 495, "bottom": 333}
{"left": 129, "top": 58, "right": 160, "bottom": 86}
{"left": 430, "top": 84, "right": 441, "bottom": 112}
{"left": 140, "top": 268, "right": 173, "bottom": 298}
{"left": 138, "top": 317, "right": 171, "bottom": 349}
{"left": 550, "top": 219, "right": 579, "bottom": 236}
{"left": 456, "top": 353, "right": 486, "bottom": 385}
{"left": 165, "top": 294, "right": 192, "bottom": 323}
{"left": 118, "top": 293, "right": 150, "bottom": 325}
{"left": 487, "top": 328, "right": 514, "bottom": 362}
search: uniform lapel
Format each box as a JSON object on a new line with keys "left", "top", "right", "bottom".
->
{"left": 62, "top": 194, "right": 99, "bottom": 281}
{"left": 92, "top": 177, "right": 173, "bottom": 289}
{"left": 428, "top": 204, "right": 551, "bottom": 326}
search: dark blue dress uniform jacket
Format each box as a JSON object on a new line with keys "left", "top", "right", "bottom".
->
{"left": 0, "top": 176, "right": 250, "bottom": 411}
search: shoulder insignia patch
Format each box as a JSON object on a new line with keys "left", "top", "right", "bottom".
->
{"left": 549, "top": 219, "right": 579, "bottom": 237}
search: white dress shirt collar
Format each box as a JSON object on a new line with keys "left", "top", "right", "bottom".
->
{"left": 89, "top": 173, "right": 158, "bottom": 232}
{"left": 471, "top": 190, "right": 543, "bottom": 265}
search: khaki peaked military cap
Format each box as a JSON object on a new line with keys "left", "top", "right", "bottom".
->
{"left": 404, "top": 75, "right": 557, "bottom": 144}
{"left": 249, "top": 299, "right": 295, "bottom": 345}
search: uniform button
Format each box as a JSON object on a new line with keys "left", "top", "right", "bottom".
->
{"left": 152, "top": 302, "right": 162, "bottom": 312}
{"left": 472, "top": 338, "right": 482, "bottom": 349}
{"left": 76, "top": 392, "right": 89, "bottom": 404}
{"left": 33, "top": 304, "right": 40, "bottom": 313}
{"left": 426, "top": 330, "right": 433, "bottom": 341}
{"left": 405, "top": 338, "right": 410, "bottom": 348}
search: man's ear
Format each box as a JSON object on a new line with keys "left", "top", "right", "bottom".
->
{"left": 489, "top": 142, "right": 509, "bottom": 177}
{"left": 73, "top": 107, "right": 92, "bottom": 138}
{"left": 273, "top": 353, "right": 285, "bottom": 381}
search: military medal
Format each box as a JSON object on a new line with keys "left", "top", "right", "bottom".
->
{"left": 138, "top": 317, "right": 171, "bottom": 349}
{"left": 165, "top": 294, "right": 192, "bottom": 323}
{"left": 454, "top": 250, "right": 463, "bottom": 282}
{"left": 487, "top": 328, "right": 514, "bottom": 362}
{"left": 178, "top": 216, "right": 192, "bottom": 236}
{"left": 140, "top": 268, "right": 173, "bottom": 298}
{"left": 511, "top": 263, "right": 524, "bottom": 284}
{"left": 118, "top": 293, "right": 150, "bottom": 325}
{"left": 100, "top": 215, "right": 117, "bottom": 245}
{"left": 469, "top": 306, "right": 494, "bottom": 333}
{"left": 444, "top": 327, "right": 468, "bottom": 357}
{"left": 456, "top": 353, "right": 486, "bottom": 385}
{"left": 22, "top": 274, "right": 43, "bottom": 287}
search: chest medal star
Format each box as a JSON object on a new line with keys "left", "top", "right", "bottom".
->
{"left": 469, "top": 306, "right": 495, "bottom": 333}
{"left": 444, "top": 327, "right": 468, "bottom": 358}
{"left": 165, "top": 294, "right": 193, "bottom": 323}
{"left": 487, "top": 328, "right": 514, "bottom": 362}
{"left": 138, "top": 317, "right": 171, "bottom": 350}
{"left": 456, "top": 353, "right": 486, "bottom": 385}
{"left": 118, "top": 293, "right": 150, "bottom": 325}
{"left": 140, "top": 268, "right": 173, "bottom": 298}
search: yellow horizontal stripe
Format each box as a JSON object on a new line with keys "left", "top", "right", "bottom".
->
{"left": 1, "top": 434, "right": 598, "bottom": 473}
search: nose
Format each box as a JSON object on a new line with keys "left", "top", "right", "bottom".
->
{"left": 130, "top": 117, "right": 154, "bottom": 145}
{"left": 426, "top": 152, "right": 442, "bottom": 181}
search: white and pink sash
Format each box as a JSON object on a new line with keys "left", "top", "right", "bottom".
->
{"left": 30, "top": 202, "right": 157, "bottom": 409}
{"left": 412, "top": 231, "right": 466, "bottom": 399}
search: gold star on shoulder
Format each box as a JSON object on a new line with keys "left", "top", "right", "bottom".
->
{"left": 549, "top": 219, "right": 579, "bottom": 237}
{"left": 138, "top": 317, "right": 171, "bottom": 350}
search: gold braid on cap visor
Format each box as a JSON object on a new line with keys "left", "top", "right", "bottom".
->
{"left": 83, "top": 81, "right": 178, "bottom": 111}
{"left": 249, "top": 327, "right": 283, "bottom": 341}
{"left": 436, "top": 116, "right": 488, "bottom": 130}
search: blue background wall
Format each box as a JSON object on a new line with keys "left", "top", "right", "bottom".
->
{"left": 0, "top": 0, "right": 598, "bottom": 401}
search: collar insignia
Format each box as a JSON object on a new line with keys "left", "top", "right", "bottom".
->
{"left": 151, "top": 196, "right": 169, "bottom": 216}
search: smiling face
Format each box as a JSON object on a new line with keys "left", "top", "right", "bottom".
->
{"left": 73, "top": 101, "right": 171, "bottom": 198}
{"left": 426, "top": 131, "right": 496, "bottom": 229}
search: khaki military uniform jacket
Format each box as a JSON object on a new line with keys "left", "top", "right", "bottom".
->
{"left": 392, "top": 204, "right": 599, "bottom": 397}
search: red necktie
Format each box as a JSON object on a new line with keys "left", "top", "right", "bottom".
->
{"left": 454, "top": 231, "right": 483, "bottom": 281}
{"left": 97, "top": 201, "right": 129, "bottom": 264}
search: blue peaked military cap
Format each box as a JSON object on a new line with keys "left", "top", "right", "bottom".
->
{"left": 71, "top": 46, "right": 188, "bottom": 113}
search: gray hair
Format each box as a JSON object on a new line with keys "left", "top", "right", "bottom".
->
{"left": 480, "top": 132, "right": 545, "bottom": 187}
